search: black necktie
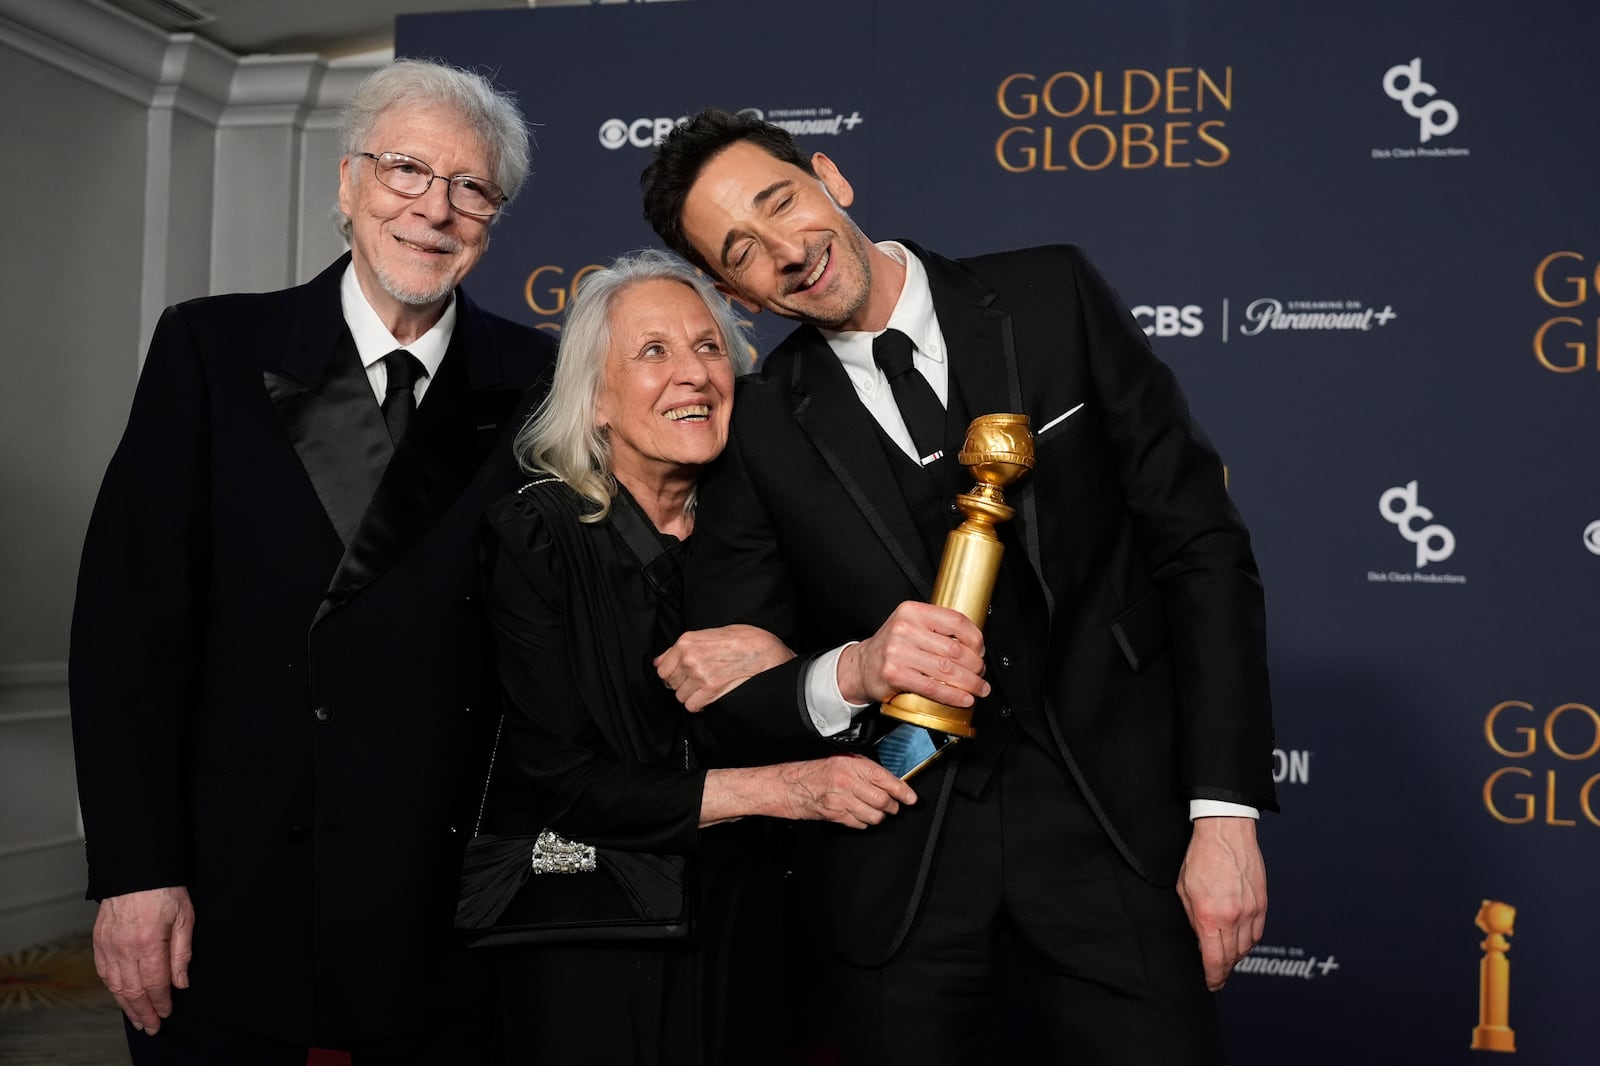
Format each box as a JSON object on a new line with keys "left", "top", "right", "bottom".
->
{"left": 381, "top": 349, "right": 424, "bottom": 444}
{"left": 872, "top": 328, "right": 945, "bottom": 467}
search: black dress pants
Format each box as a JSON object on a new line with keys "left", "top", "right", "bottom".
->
{"left": 122, "top": 957, "right": 493, "bottom": 1066}
{"left": 832, "top": 733, "right": 1223, "bottom": 1066}
{"left": 123, "top": 1012, "right": 482, "bottom": 1066}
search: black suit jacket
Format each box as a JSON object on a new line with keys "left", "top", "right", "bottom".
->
{"left": 684, "top": 243, "right": 1276, "bottom": 967}
{"left": 68, "top": 255, "right": 554, "bottom": 1044}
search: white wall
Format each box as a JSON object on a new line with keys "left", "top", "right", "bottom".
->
{"left": 0, "top": 0, "right": 380, "bottom": 953}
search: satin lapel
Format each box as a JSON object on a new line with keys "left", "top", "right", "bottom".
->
{"left": 916, "top": 244, "right": 1051, "bottom": 613}
{"left": 263, "top": 256, "right": 392, "bottom": 549}
{"left": 316, "top": 293, "right": 526, "bottom": 623}
{"left": 788, "top": 329, "right": 934, "bottom": 597}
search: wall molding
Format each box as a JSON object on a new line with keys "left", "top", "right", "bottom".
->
{"left": 0, "top": 660, "right": 67, "bottom": 720}
{"left": 0, "top": 0, "right": 178, "bottom": 107}
{"left": 0, "top": 833, "right": 83, "bottom": 862}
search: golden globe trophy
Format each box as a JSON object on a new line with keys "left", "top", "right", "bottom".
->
{"left": 881, "top": 413, "right": 1035, "bottom": 739}
{"left": 1470, "top": 899, "right": 1516, "bottom": 1053}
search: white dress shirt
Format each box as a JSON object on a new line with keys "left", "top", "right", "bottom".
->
{"left": 800, "top": 243, "right": 1255, "bottom": 820}
{"left": 340, "top": 264, "right": 456, "bottom": 406}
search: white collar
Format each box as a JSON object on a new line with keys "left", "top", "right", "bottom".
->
{"left": 339, "top": 263, "right": 455, "bottom": 376}
{"left": 821, "top": 241, "right": 945, "bottom": 396}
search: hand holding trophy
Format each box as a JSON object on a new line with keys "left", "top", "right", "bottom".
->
{"left": 881, "top": 413, "right": 1035, "bottom": 739}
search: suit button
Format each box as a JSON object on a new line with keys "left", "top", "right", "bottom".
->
{"left": 947, "top": 501, "right": 959, "bottom": 514}
{"left": 313, "top": 706, "right": 333, "bottom": 724}
{"left": 1000, "top": 656, "right": 1012, "bottom": 668}
{"left": 288, "top": 825, "right": 311, "bottom": 843}
{"left": 999, "top": 705, "right": 1013, "bottom": 719}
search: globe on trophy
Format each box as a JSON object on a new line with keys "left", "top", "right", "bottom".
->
{"left": 881, "top": 413, "right": 1035, "bottom": 738}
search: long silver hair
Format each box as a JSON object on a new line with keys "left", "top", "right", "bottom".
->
{"left": 337, "top": 58, "right": 532, "bottom": 238}
{"left": 514, "top": 248, "right": 754, "bottom": 522}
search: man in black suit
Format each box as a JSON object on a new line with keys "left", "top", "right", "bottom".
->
{"left": 642, "top": 110, "right": 1277, "bottom": 1064}
{"left": 69, "top": 59, "right": 554, "bottom": 1063}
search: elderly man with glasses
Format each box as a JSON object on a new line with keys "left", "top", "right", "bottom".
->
{"left": 69, "top": 58, "right": 554, "bottom": 1064}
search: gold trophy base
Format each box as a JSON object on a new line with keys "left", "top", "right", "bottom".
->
{"left": 881, "top": 692, "right": 977, "bottom": 738}
{"left": 1470, "top": 1026, "right": 1515, "bottom": 1053}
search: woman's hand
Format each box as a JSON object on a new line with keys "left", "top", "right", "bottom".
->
{"left": 655, "top": 624, "right": 796, "bottom": 711}
{"left": 701, "top": 755, "right": 916, "bottom": 829}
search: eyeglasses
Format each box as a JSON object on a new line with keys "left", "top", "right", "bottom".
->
{"left": 357, "top": 151, "right": 506, "bottom": 217}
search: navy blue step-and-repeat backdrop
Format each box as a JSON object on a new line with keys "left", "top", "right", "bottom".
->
{"left": 397, "top": 3, "right": 1599, "bottom": 1062}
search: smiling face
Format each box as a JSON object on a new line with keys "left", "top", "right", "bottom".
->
{"left": 596, "top": 279, "right": 737, "bottom": 494}
{"left": 679, "top": 141, "right": 893, "bottom": 332}
{"left": 337, "top": 102, "right": 493, "bottom": 335}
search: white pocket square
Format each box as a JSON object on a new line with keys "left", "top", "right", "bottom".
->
{"left": 1036, "top": 402, "right": 1086, "bottom": 437}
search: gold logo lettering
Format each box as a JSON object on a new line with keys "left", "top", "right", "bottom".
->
{"left": 1531, "top": 252, "right": 1598, "bottom": 372}
{"left": 1483, "top": 700, "right": 1600, "bottom": 826}
{"left": 992, "top": 67, "right": 1233, "bottom": 172}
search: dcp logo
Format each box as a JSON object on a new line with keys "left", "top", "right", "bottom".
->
{"left": 1380, "top": 480, "right": 1456, "bottom": 567}
{"left": 598, "top": 116, "right": 686, "bottom": 150}
{"left": 1382, "top": 58, "right": 1458, "bottom": 143}
{"left": 1131, "top": 304, "right": 1203, "bottom": 338}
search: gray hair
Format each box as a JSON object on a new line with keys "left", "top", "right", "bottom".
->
{"left": 337, "top": 58, "right": 531, "bottom": 239}
{"left": 515, "top": 249, "right": 755, "bottom": 522}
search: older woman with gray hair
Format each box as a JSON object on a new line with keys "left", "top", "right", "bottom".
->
{"left": 466, "top": 249, "right": 914, "bottom": 1064}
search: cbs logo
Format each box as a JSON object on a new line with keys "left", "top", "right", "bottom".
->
{"left": 1131, "top": 304, "right": 1203, "bottom": 338}
{"left": 598, "top": 117, "right": 687, "bottom": 150}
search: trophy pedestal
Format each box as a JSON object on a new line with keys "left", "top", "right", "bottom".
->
{"left": 882, "top": 691, "right": 978, "bottom": 738}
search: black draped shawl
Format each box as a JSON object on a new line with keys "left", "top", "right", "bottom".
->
{"left": 476, "top": 477, "right": 707, "bottom": 852}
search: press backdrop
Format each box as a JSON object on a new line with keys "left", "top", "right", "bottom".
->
{"left": 396, "top": 3, "right": 1600, "bottom": 1062}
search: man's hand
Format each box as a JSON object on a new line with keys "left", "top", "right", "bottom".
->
{"left": 837, "top": 601, "right": 989, "bottom": 707}
{"left": 92, "top": 886, "right": 194, "bottom": 1035}
{"left": 1176, "top": 817, "right": 1267, "bottom": 990}
{"left": 654, "top": 624, "right": 796, "bottom": 712}
{"left": 773, "top": 755, "right": 918, "bottom": 828}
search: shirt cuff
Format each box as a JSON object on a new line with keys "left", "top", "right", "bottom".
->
{"left": 804, "top": 644, "right": 871, "bottom": 738}
{"left": 1190, "top": 800, "right": 1259, "bottom": 820}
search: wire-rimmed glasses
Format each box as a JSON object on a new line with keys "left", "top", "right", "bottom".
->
{"left": 357, "top": 151, "right": 506, "bottom": 217}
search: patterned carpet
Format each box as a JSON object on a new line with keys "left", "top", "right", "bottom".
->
{"left": 0, "top": 933, "right": 359, "bottom": 1065}
{"left": 0, "top": 932, "right": 130, "bottom": 1065}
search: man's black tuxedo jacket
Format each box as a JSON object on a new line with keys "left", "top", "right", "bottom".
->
{"left": 685, "top": 243, "right": 1277, "bottom": 968}
{"left": 69, "top": 255, "right": 554, "bottom": 1044}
